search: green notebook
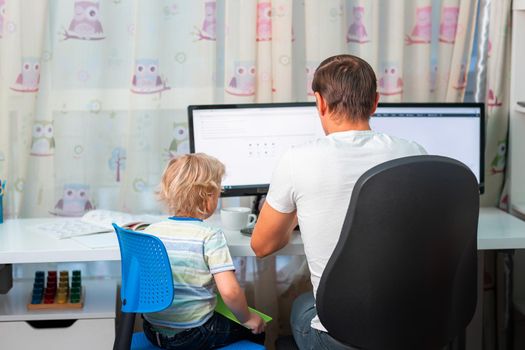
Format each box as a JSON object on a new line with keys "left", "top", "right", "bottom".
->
{"left": 215, "top": 294, "right": 272, "bottom": 325}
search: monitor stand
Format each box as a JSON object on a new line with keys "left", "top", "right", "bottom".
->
{"left": 240, "top": 195, "right": 265, "bottom": 236}
{"left": 251, "top": 194, "right": 266, "bottom": 216}
{"left": 244, "top": 194, "right": 300, "bottom": 234}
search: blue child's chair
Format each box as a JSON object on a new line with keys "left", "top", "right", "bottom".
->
{"left": 113, "top": 224, "right": 265, "bottom": 350}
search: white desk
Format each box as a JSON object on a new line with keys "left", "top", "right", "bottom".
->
{"left": 477, "top": 208, "right": 525, "bottom": 249}
{"left": 0, "top": 207, "right": 524, "bottom": 264}
{"left": 0, "top": 215, "right": 303, "bottom": 264}
{"left": 0, "top": 207, "right": 523, "bottom": 350}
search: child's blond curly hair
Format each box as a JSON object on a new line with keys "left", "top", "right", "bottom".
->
{"left": 159, "top": 153, "right": 225, "bottom": 217}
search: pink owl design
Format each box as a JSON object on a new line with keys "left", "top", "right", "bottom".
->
{"left": 499, "top": 194, "right": 508, "bottom": 210}
{"left": 225, "top": 61, "right": 256, "bottom": 96}
{"left": 256, "top": 2, "right": 272, "bottom": 42}
{"left": 130, "top": 58, "right": 170, "bottom": 95}
{"left": 378, "top": 64, "right": 403, "bottom": 96}
{"left": 51, "top": 183, "right": 94, "bottom": 217}
{"left": 453, "top": 63, "right": 467, "bottom": 90}
{"left": 406, "top": 6, "right": 432, "bottom": 45}
{"left": 30, "top": 120, "right": 55, "bottom": 156}
{"left": 306, "top": 62, "right": 318, "bottom": 97}
{"left": 0, "top": 0, "right": 5, "bottom": 39}
{"left": 487, "top": 88, "right": 502, "bottom": 108}
{"left": 61, "top": 0, "right": 105, "bottom": 41}
{"left": 194, "top": 1, "right": 216, "bottom": 41}
{"left": 439, "top": 6, "right": 459, "bottom": 43}
{"left": 10, "top": 57, "right": 40, "bottom": 93}
{"left": 346, "top": 6, "right": 368, "bottom": 44}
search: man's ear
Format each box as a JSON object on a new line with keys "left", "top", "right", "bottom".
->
{"left": 315, "top": 92, "right": 328, "bottom": 117}
{"left": 369, "top": 92, "right": 380, "bottom": 115}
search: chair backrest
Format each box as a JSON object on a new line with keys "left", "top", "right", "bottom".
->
{"left": 316, "top": 155, "right": 479, "bottom": 350}
{"left": 113, "top": 224, "right": 174, "bottom": 313}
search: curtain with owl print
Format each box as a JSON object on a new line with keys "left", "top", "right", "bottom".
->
{"left": 302, "top": 0, "right": 478, "bottom": 103}
{"left": 480, "top": 0, "right": 511, "bottom": 208}
{"left": 0, "top": 0, "right": 485, "bottom": 217}
{"left": 0, "top": 0, "right": 490, "bottom": 347}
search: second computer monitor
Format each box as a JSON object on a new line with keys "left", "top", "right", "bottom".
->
{"left": 188, "top": 103, "right": 484, "bottom": 196}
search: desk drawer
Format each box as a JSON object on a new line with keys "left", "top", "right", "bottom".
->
{"left": 0, "top": 318, "right": 114, "bottom": 350}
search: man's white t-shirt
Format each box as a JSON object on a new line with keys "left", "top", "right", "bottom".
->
{"left": 265, "top": 130, "right": 426, "bottom": 332}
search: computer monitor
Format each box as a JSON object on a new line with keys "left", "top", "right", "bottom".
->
{"left": 188, "top": 102, "right": 484, "bottom": 196}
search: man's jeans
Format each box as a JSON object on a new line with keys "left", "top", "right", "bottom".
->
{"left": 291, "top": 292, "right": 358, "bottom": 350}
{"left": 143, "top": 312, "right": 265, "bottom": 349}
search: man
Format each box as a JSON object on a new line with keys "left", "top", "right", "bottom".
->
{"left": 251, "top": 54, "right": 426, "bottom": 349}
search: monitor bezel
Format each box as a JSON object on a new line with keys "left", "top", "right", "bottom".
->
{"left": 188, "top": 102, "right": 485, "bottom": 197}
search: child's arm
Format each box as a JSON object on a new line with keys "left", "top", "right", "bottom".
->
{"left": 214, "top": 270, "right": 265, "bottom": 334}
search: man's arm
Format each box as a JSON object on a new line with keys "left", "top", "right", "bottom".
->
{"left": 251, "top": 202, "right": 297, "bottom": 258}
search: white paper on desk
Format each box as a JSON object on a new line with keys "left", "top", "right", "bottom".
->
{"left": 35, "top": 209, "right": 160, "bottom": 239}
{"left": 80, "top": 209, "right": 147, "bottom": 228}
{"left": 72, "top": 232, "right": 119, "bottom": 249}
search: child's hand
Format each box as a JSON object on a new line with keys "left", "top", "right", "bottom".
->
{"left": 242, "top": 312, "right": 266, "bottom": 334}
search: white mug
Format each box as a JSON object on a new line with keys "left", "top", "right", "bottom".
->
{"left": 221, "top": 207, "right": 257, "bottom": 231}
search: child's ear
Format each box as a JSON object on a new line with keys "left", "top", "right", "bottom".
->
{"left": 206, "top": 197, "right": 213, "bottom": 213}
{"left": 205, "top": 191, "right": 219, "bottom": 215}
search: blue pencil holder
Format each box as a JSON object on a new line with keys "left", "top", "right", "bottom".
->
{"left": 0, "top": 195, "right": 3, "bottom": 224}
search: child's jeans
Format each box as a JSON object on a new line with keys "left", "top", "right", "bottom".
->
{"left": 143, "top": 312, "right": 265, "bottom": 349}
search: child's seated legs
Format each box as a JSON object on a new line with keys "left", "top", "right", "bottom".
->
{"left": 143, "top": 313, "right": 264, "bottom": 349}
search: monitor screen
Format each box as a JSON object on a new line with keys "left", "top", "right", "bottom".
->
{"left": 188, "top": 103, "right": 484, "bottom": 196}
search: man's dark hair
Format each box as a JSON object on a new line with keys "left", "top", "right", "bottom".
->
{"left": 312, "top": 54, "right": 377, "bottom": 122}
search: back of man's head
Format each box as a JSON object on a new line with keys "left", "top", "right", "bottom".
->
{"left": 312, "top": 54, "right": 377, "bottom": 122}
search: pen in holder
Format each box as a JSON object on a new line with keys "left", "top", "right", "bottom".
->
{"left": 0, "top": 180, "right": 5, "bottom": 224}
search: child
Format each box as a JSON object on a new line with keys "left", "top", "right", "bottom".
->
{"left": 142, "top": 153, "right": 266, "bottom": 349}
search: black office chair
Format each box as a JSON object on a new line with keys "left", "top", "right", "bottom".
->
{"left": 316, "top": 155, "right": 479, "bottom": 350}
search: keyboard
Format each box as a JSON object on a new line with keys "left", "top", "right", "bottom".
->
{"left": 36, "top": 220, "right": 110, "bottom": 239}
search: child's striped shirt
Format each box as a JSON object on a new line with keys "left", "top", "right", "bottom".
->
{"left": 142, "top": 217, "right": 235, "bottom": 330}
